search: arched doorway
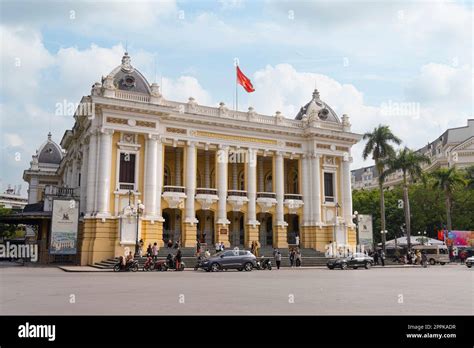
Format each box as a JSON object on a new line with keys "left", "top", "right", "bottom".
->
{"left": 162, "top": 208, "right": 182, "bottom": 244}
{"left": 285, "top": 214, "right": 299, "bottom": 245}
{"left": 196, "top": 210, "right": 215, "bottom": 246}
{"left": 257, "top": 212, "right": 273, "bottom": 247}
{"left": 227, "top": 211, "right": 244, "bottom": 247}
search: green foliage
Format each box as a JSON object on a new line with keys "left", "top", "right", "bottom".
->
{"left": 0, "top": 208, "right": 17, "bottom": 239}
{"left": 353, "top": 174, "right": 474, "bottom": 243}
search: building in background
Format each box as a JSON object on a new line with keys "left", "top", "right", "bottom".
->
{"left": 20, "top": 53, "right": 361, "bottom": 265}
{"left": 352, "top": 119, "right": 474, "bottom": 190}
{"left": 0, "top": 186, "right": 27, "bottom": 210}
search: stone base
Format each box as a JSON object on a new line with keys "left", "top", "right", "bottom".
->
{"left": 347, "top": 226, "right": 356, "bottom": 246}
{"left": 79, "top": 218, "right": 118, "bottom": 266}
{"left": 301, "top": 225, "right": 357, "bottom": 253}
{"left": 182, "top": 222, "right": 197, "bottom": 247}
{"left": 274, "top": 225, "right": 288, "bottom": 249}
{"left": 142, "top": 220, "right": 164, "bottom": 248}
{"left": 245, "top": 224, "right": 259, "bottom": 248}
{"left": 216, "top": 223, "right": 230, "bottom": 247}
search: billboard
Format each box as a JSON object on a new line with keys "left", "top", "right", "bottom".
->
{"left": 50, "top": 199, "right": 79, "bottom": 254}
{"left": 438, "top": 230, "right": 474, "bottom": 247}
{"left": 358, "top": 214, "right": 373, "bottom": 249}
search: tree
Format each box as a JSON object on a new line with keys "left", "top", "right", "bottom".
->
{"left": 431, "top": 167, "right": 467, "bottom": 231}
{"left": 381, "top": 147, "right": 430, "bottom": 249}
{"left": 362, "top": 125, "right": 401, "bottom": 251}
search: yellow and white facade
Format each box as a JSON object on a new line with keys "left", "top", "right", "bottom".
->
{"left": 39, "top": 53, "right": 361, "bottom": 265}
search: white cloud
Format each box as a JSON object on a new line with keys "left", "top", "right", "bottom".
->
{"left": 4, "top": 133, "right": 24, "bottom": 148}
{"left": 162, "top": 76, "right": 213, "bottom": 105}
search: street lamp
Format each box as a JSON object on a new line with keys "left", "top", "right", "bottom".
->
{"left": 333, "top": 203, "right": 340, "bottom": 251}
{"left": 352, "top": 210, "right": 360, "bottom": 251}
{"left": 417, "top": 231, "right": 427, "bottom": 245}
{"left": 380, "top": 229, "right": 388, "bottom": 253}
{"left": 124, "top": 190, "right": 145, "bottom": 258}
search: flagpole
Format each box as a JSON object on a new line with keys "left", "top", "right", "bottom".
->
{"left": 235, "top": 64, "right": 238, "bottom": 111}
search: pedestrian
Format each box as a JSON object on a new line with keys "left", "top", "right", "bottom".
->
{"left": 167, "top": 239, "right": 173, "bottom": 249}
{"left": 215, "top": 242, "right": 220, "bottom": 253}
{"left": 460, "top": 250, "right": 467, "bottom": 264}
{"left": 415, "top": 250, "right": 421, "bottom": 265}
{"left": 138, "top": 239, "right": 144, "bottom": 257}
{"left": 220, "top": 241, "right": 225, "bottom": 252}
{"left": 196, "top": 240, "right": 201, "bottom": 256}
{"left": 421, "top": 251, "right": 428, "bottom": 268}
{"left": 251, "top": 241, "right": 255, "bottom": 255}
{"left": 373, "top": 251, "right": 379, "bottom": 265}
{"left": 295, "top": 234, "right": 300, "bottom": 247}
{"left": 380, "top": 250, "right": 385, "bottom": 267}
{"left": 204, "top": 249, "right": 211, "bottom": 258}
{"left": 255, "top": 240, "right": 260, "bottom": 257}
{"left": 146, "top": 243, "right": 152, "bottom": 257}
{"left": 289, "top": 248, "right": 295, "bottom": 267}
{"left": 275, "top": 250, "right": 282, "bottom": 270}
{"left": 296, "top": 248, "right": 302, "bottom": 267}
{"left": 175, "top": 248, "right": 182, "bottom": 270}
{"left": 152, "top": 242, "right": 159, "bottom": 260}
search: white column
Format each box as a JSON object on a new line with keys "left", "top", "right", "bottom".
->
{"left": 301, "top": 154, "right": 311, "bottom": 225}
{"left": 217, "top": 146, "right": 230, "bottom": 225}
{"left": 96, "top": 129, "right": 114, "bottom": 217}
{"left": 86, "top": 131, "right": 98, "bottom": 215}
{"left": 175, "top": 147, "right": 182, "bottom": 186}
{"left": 247, "top": 148, "right": 258, "bottom": 225}
{"left": 28, "top": 177, "right": 39, "bottom": 204}
{"left": 156, "top": 138, "right": 163, "bottom": 219}
{"left": 80, "top": 146, "right": 89, "bottom": 215}
{"left": 275, "top": 152, "right": 285, "bottom": 226}
{"left": 185, "top": 141, "right": 198, "bottom": 224}
{"left": 204, "top": 150, "right": 210, "bottom": 188}
{"left": 257, "top": 155, "right": 264, "bottom": 192}
{"left": 342, "top": 155, "right": 353, "bottom": 226}
{"left": 144, "top": 135, "right": 159, "bottom": 218}
{"left": 312, "top": 153, "right": 322, "bottom": 224}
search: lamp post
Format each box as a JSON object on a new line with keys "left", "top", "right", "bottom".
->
{"left": 352, "top": 210, "right": 360, "bottom": 251}
{"left": 417, "top": 231, "right": 427, "bottom": 245}
{"left": 380, "top": 229, "right": 388, "bottom": 253}
{"left": 333, "top": 203, "right": 340, "bottom": 252}
{"left": 134, "top": 200, "right": 145, "bottom": 257}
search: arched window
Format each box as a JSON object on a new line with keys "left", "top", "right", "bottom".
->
{"left": 289, "top": 169, "right": 298, "bottom": 194}
{"left": 238, "top": 170, "right": 245, "bottom": 191}
{"left": 264, "top": 172, "right": 273, "bottom": 192}
{"left": 163, "top": 165, "right": 170, "bottom": 186}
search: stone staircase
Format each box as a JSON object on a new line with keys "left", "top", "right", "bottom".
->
{"left": 91, "top": 246, "right": 330, "bottom": 269}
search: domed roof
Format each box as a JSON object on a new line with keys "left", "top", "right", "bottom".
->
{"left": 37, "top": 133, "right": 63, "bottom": 165}
{"left": 295, "top": 89, "right": 340, "bottom": 123}
{"left": 104, "top": 52, "right": 152, "bottom": 94}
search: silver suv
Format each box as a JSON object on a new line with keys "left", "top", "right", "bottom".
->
{"left": 196, "top": 249, "right": 257, "bottom": 272}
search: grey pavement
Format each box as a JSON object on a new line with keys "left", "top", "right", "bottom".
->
{"left": 0, "top": 265, "right": 472, "bottom": 315}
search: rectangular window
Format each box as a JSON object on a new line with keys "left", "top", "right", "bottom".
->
{"left": 119, "top": 153, "right": 136, "bottom": 184}
{"left": 324, "top": 172, "right": 334, "bottom": 202}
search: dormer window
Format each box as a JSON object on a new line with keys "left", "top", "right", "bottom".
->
{"left": 121, "top": 75, "right": 136, "bottom": 89}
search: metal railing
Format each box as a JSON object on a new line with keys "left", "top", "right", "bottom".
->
{"left": 227, "top": 190, "right": 247, "bottom": 197}
{"left": 284, "top": 194, "right": 303, "bottom": 200}
{"left": 257, "top": 192, "right": 277, "bottom": 199}
{"left": 163, "top": 186, "right": 186, "bottom": 193}
{"left": 196, "top": 188, "right": 218, "bottom": 195}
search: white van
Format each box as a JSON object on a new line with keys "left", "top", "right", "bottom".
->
{"left": 413, "top": 245, "right": 449, "bottom": 265}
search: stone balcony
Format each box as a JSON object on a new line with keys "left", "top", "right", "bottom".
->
{"left": 195, "top": 188, "right": 218, "bottom": 210}
{"left": 256, "top": 192, "right": 277, "bottom": 213}
{"left": 162, "top": 185, "right": 186, "bottom": 209}
{"left": 227, "top": 190, "right": 248, "bottom": 212}
{"left": 284, "top": 193, "right": 304, "bottom": 214}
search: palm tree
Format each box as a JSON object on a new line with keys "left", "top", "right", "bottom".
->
{"left": 362, "top": 125, "right": 401, "bottom": 252}
{"left": 381, "top": 147, "right": 430, "bottom": 249}
{"left": 431, "top": 167, "right": 467, "bottom": 231}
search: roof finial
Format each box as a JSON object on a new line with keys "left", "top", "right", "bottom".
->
{"left": 121, "top": 51, "right": 132, "bottom": 72}
{"left": 312, "top": 89, "right": 320, "bottom": 100}
{"left": 47, "top": 132, "right": 52, "bottom": 141}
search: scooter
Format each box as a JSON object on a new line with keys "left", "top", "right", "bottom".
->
{"left": 142, "top": 256, "right": 156, "bottom": 271}
{"left": 114, "top": 257, "right": 139, "bottom": 272}
{"left": 154, "top": 254, "right": 185, "bottom": 271}
{"left": 256, "top": 257, "right": 272, "bottom": 270}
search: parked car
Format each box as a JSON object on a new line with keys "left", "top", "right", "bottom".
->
{"left": 195, "top": 249, "right": 257, "bottom": 272}
{"left": 327, "top": 253, "right": 374, "bottom": 270}
{"left": 412, "top": 245, "right": 449, "bottom": 265}
{"left": 466, "top": 256, "right": 474, "bottom": 268}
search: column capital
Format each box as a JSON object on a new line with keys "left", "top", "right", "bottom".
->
{"left": 147, "top": 134, "right": 162, "bottom": 142}
{"left": 100, "top": 128, "right": 114, "bottom": 135}
{"left": 311, "top": 152, "right": 321, "bottom": 159}
{"left": 187, "top": 140, "right": 196, "bottom": 148}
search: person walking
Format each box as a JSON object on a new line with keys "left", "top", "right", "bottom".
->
{"left": 255, "top": 240, "right": 260, "bottom": 257}
{"left": 196, "top": 240, "right": 201, "bottom": 257}
{"left": 220, "top": 241, "right": 225, "bottom": 252}
{"left": 415, "top": 250, "right": 421, "bottom": 265}
{"left": 296, "top": 248, "right": 302, "bottom": 267}
{"left": 380, "top": 250, "right": 385, "bottom": 267}
{"left": 421, "top": 251, "right": 428, "bottom": 268}
{"left": 152, "top": 242, "right": 159, "bottom": 261}
{"left": 146, "top": 243, "right": 152, "bottom": 257}
{"left": 460, "top": 250, "right": 467, "bottom": 264}
{"left": 373, "top": 250, "right": 379, "bottom": 265}
{"left": 289, "top": 248, "right": 295, "bottom": 267}
{"left": 175, "top": 248, "right": 182, "bottom": 271}
{"left": 295, "top": 234, "right": 300, "bottom": 248}
{"left": 275, "top": 249, "right": 282, "bottom": 270}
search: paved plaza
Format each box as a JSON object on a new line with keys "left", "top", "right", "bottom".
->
{"left": 0, "top": 265, "right": 472, "bottom": 315}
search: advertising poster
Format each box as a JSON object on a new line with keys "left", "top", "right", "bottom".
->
{"left": 50, "top": 199, "right": 79, "bottom": 254}
{"left": 358, "top": 214, "right": 373, "bottom": 249}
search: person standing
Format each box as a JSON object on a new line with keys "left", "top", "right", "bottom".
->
{"left": 289, "top": 248, "right": 295, "bottom": 267}
{"left": 380, "top": 250, "right": 385, "bottom": 267}
{"left": 421, "top": 251, "right": 428, "bottom": 268}
{"left": 152, "top": 242, "right": 159, "bottom": 261}
{"left": 275, "top": 250, "right": 282, "bottom": 270}
{"left": 220, "top": 241, "right": 225, "bottom": 252}
{"left": 460, "top": 250, "right": 467, "bottom": 264}
{"left": 175, "top": 248, "right": 182, "bottom": 271}
{"left": 295, "top": 234, "right": 300, "bottom": 248}
{"left": 296, "top": 248, "right": 302, "bottom": 267}
{"left": 146, "top": 244, "right": 152, "bottom": 257}
{"left": 373, "top": 250, "right": 379, "bottom": 265}
{"left": 255, "top": 240, "right": 260, "bottom": 257}
{"left": 196, "top": 240, "right": 201, "bottom": 257}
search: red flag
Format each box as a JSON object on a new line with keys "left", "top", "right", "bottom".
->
{"left": 236, "top": 66, "right": 255, "bottom": 93}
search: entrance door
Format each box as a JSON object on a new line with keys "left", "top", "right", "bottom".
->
{"left": 258, "top": 213, "right": 273, "bottom": 247}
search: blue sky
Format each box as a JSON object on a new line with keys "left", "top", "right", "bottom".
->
{"left": 0, "top": 0, "right": 472, "bottom": 196}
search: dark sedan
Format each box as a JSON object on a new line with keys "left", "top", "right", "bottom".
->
{"left": 196, "top": 249, "right": 257, "bottom": 272}
{"left": 327, "top": 253, "right": 374, "bottom": 270}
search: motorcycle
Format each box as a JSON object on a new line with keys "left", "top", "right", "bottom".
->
{"left": 142, "top": 256, "right": 156, "bottom": 271}
{"left": 256, "top": 257, "right": 272, "bottom": 270}
{"left": 154, "top": 254, "right": 185, "bottom": 271}
{"left": 113, "top": 257, "right": 139, "bottom": 272}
